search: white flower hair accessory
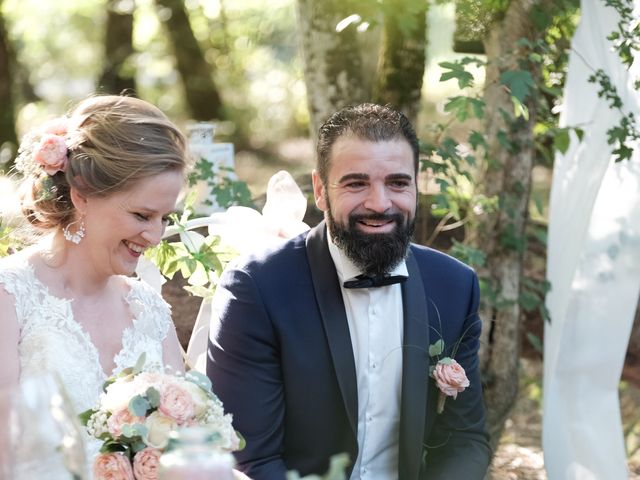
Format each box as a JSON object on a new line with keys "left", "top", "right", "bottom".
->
{"left": 15, "top": 117, "right": 70, "bottom": 177}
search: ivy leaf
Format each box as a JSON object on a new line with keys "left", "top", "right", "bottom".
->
{"left": 500, "top": 70, "right": 535, "bottom": 103}
{"left": 532, "top": 191, "right": 545, "bottom": 216}
{"left": 439, "top": 62, "right": 475, "bottom": 89}
{"left": 526, "top": 332, "right": 543, "bottom": 354}
{"left": 553, "top": 128, "right": 571, "bottom": 154}
{"left": 444, "top": 96, "right": 485, "bottom": 122}
{"left": 468, "top": 131, "right": 487, "bottom": 150}
{"left": 519, "top": 290, "right": 540, "bottom": 311}
{"left": 449, "top": 240, "right": 487, "bottom": 268}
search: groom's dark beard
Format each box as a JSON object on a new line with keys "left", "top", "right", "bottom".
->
{"left": 326, "top": 207, "right": 415, "bottom": 277}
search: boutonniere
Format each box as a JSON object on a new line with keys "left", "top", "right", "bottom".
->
{"left": 428, "top": 339, "right": 470, "bottom": 414}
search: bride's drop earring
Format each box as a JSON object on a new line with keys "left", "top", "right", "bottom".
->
{"left": 63, "top": 217, "right": 85, "bottom": 244}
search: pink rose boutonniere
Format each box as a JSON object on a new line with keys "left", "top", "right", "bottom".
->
{"left": 429, "top": 339, "right": 470, "bottom": 414}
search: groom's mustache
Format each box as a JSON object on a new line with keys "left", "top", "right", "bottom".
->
{"left": 348, "top": 212, "right": 406, "bottom": 228}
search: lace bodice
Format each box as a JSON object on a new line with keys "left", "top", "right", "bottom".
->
{"left": 0, "top": 257, "right": 173, "bottom": 478}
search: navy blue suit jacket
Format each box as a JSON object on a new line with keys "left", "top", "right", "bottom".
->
{"left": 207, "top": 222, "right": 491, "bottom": 479}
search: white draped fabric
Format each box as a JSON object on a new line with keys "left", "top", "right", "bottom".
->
{"left": 543, "top": 1, "right": 640, "bottom": 478}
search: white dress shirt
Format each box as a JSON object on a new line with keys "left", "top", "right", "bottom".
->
{"left": 327, "top": 236, "right": 407, "bottom": 480}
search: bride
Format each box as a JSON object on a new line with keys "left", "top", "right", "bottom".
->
{"left": 0, "top": 95, "right": 188, "bottom": 478}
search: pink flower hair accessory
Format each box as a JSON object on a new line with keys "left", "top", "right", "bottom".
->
{"left": 15, "top": 116, "right": 70, "bottom": 177}
{"left": 33, "top": 134, "right": 68, "bottom": 175}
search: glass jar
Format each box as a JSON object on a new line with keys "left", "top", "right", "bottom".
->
{"left": 158, "top": 426, "right": 235, "bottom": 480}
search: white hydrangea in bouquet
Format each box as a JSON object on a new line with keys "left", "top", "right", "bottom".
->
{"left": 80, "top": 354, "right": 243, "bottom": 480}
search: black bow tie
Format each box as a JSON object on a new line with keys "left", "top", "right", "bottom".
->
{"left": 343, "top": 274, "right": 407, "bottom": 289}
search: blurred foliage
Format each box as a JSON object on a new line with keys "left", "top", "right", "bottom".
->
{"left": 419, "top": 0, "right": 581, "bottom": 323}
{"left": 146, "top": 162, "right": 256, "bottom": 299}
{"left": 0, "top": 219, "right": 18, "bottom": 257}
{"left": 2, "top": 0, "right": 308, "bottom": 149}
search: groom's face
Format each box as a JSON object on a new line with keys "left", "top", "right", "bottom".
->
{"left": 312, "top": 135, "right": 417, "bottom": 275}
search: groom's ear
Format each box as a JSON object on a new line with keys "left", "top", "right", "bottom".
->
{"left": 312, "top": 170, "right": 327, "bottom": 212}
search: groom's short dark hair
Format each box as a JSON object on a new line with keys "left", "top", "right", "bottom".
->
{"left": 316, "top": 103, "right": 419, "bottom": 184}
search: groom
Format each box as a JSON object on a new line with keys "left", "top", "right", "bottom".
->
{"left": 207, "top": 103, "right": 491, "bottom": 479}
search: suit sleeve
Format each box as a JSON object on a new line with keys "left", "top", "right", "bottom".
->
{"left": 423, "top": 271, "right": 492, "bottom": 479}
{"left": 206, "top": 264, "right": 288, "bottom": 480}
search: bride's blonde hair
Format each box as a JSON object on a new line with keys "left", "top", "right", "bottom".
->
{"left": 18, "top": 95, "right": 188, "bottom": 233}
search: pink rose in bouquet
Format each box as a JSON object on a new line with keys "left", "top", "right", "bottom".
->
{"left": 158, "top": 383, "right": 195, "bottom": 425}
{"left": 81, "top": 354, "right": 243, "bottom": 480}
{"left": 107, "top": 408, "right": 145, "bottom": 437}
{"left": 93, "top": 452, "right": 135, "bottom": 480}
{"left": 133, "top": 448, "right": 162, "bottom": 480}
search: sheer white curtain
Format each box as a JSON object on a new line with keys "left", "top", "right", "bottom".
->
{"left": 543, "top": 1, "right": 640, "bottom": 478}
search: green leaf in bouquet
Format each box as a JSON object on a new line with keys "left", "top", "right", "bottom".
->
{"left": 131, "top": 440, "right": 148, "bottom": 454}
{"left": 122, "top": 423, "right": 148, "bottom": 440}
{"left": 78, "top": 408, "right": 96, "bottom": 426}
{"left": 129, "top": 395, "right": 151, "bottom": 417}
{"left": 236, "top": 431, "right": 246, "bottom": 451}
{"left": 185, "top": 370, "right": 213, "bottom": 394}
{"left": 100, "top": 438, "right": 127, "bottom": 453}
{"left": 115, "top": 353, "right": 146, "bottom": 383}
{"left": 146, "top": 386, "right": 161, "bottom": 408}
{"left": 133, "top": 353, "right": 147, "bottom": 374}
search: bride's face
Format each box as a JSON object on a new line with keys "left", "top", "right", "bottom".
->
{"left": 81, "top": 170, "right": 183, "bottom": 278}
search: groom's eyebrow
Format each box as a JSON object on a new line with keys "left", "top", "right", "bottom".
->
{"left": 336, "top": 173, "right": 369, "bottom": 184}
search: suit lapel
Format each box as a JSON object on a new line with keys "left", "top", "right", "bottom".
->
{"left": 399, "top": 248, "right": 430, "bottom": 479}
{"left": 305, "top": 222, "right": 359, "bottom": 437}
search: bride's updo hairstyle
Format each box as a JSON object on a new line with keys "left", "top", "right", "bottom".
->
{"left": 15, "top": 95, "right": 188, "bottom": 234}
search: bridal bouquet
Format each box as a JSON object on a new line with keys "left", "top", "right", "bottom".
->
{"left": 80, "top": 355, "right": 241, "bottom": 480}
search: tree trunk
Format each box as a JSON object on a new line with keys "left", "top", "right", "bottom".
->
{"left": 296, "top": 0, "right": 368, "bottom": 137}
{"left": 98, "top": 0, "right": 136, "bottom": 95}
{"left": 475, "top": 0, "right": 540, "bottom": 451}
{"left": 374, "top": 0, "right": 428, "bottom": 127}
{"left": 155, "top": 0, "right": 223, "bottom": 121}
{"left": 0, "top": 0, "right": 17, "bottom": 170}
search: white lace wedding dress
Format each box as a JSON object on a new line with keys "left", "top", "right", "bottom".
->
{"left": 0, "top": 257, "right": 173, "bottom": 479}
